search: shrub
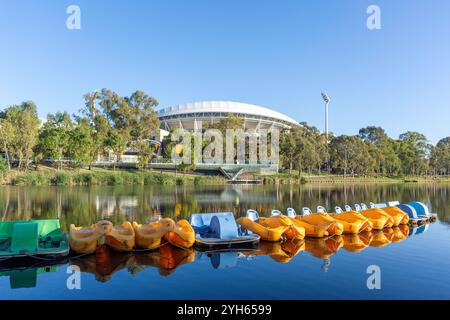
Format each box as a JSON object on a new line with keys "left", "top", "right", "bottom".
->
{"left": 0, "top": 158, "right": 9, "bottom": 174}
{"left": 55, "top": 172, "right": 70, "bottom": 186}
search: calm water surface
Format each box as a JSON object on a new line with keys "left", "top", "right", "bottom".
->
{"left": 0, "top": 184, "right": 449, "bottom": 299}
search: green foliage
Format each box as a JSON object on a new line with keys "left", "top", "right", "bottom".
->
{"left": 0, "top": 157, "right": 9, "bottom": 173}
{"left": 0, "top": 101, "right": 40, "bottom": 170}
{"left": 55, "top": 172, "right": 70, "bottom": 185}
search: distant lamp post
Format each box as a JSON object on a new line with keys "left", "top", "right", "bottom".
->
{"left": 321, "top": 92, "right": 330, "bottom": 143}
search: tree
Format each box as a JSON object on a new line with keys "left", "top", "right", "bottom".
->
{"left": 36, "top": 112, "right": 74, "bottom": 170}
{"left": 0, "top": 119, "right": 13, "bottom": 170}
{"left": 280, "top": 129, "right": 297, "bottom": 174}
{"left": 329, "top": 135, "right": 375, "bottom": 177}
{"left": 397, "top": 131, "right": 431, "bottom": 175}
{"left": 1, "top": 101, "right": 40, "bottom": 170}
{"left": 80, "top": 91, "right": 111, "bottom": 169}
{"left": 430, "top": 137, "right": 450, "bottom": 175}
{"left": 359, "top": 126, "right": 401, "bottom": 176}
{"left": 68, "top": 118, "right": 94, "bottom": 167}
{"left": 105, "top": 128, "right": 129, "bottom": 170}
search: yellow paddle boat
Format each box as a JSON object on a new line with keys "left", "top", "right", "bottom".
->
{"left": 105, "top": 221, "right": 135, "bottom": 252}
{"left": 330, "top": 206, "right": 373, "bottom": 234}
{"left": 285, "top": 208, "right": 330, "bottom": 238}
{"left": 259, "top": 210, "right": 306, "bottom": 240}
{"left": 294, "top": 207, "right": 344, "bottom": 236}
{"left": 371, "top": 204, "right": 409, "bottom": 226}
{"left": 163, "top": 219, "right": 196, "bottom": 249}
{"left": 237, "top": 216, "right": 288, "bottom": 242}
{"left": 133, "top": 218, "right": 173, "bottom": 250}
{"left": 69, "top": 220, "right": 113, "bottom": 254}
{"left": 355, "top": 204, "right": 394, "bottom": 229}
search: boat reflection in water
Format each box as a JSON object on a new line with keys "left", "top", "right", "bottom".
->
{"left": 0, "top": 223, "right": 432, "bottom": 288}
{"left": 0, "top": 258, "right": 67, "bottom": 289}
{"left": 304, "top": 236, "right": 344, "bottom": 271}
{"left": 240, "top": 239, "right": 305, "bottom": 263}
{"left": 69, "top": 244, "right": 195, "bottom": 281}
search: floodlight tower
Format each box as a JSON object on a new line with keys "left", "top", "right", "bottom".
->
{"left": 321, "top": 92, "right": 330, "bottom": 143}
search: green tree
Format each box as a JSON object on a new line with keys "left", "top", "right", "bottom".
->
{"left": 329, "top": 135, "right": 375, "bottom": 177}
{"left": 68, "top": 118, "right": 94, "bottom": 167}
{"left": 0, "top": 118, "right": 13, "bottom": 170}
{"left": 36, "top": 112, "right": 74, "bottom": 170}
{"left": 1, "top": 101, "right": 40, "bottom": 170}
{"left": 397, "top": 131, "right": 431, "bottom": 175}
{"left": 430, "top": 137, "right": 450, "bottom": 175}
{"left": 80, "top": 91, "right": 111, "bottom": 169}
{"left": 359, "top": 126, "right": 401, "bottom": 175}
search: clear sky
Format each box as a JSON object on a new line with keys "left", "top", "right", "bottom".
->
{"left": 1, "top": 0, "right": 449, "bottom": 143}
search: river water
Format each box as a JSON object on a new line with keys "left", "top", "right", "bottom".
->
{"left": 0, "top": 183, "right": 449, "bottom": 299}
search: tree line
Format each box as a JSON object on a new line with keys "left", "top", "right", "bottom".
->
{"left": 280, "top": 124, "right": 450, "bottom": 177}
{"left": 0, "top": 89, "right": 160, "bottom": 171}
{"left": 1, "top": 92, "right": 449, "bottom": 177}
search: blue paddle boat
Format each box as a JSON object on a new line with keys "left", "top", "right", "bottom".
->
{"left": 189, "top": 212, "right": 260, "bottom": 249}
{"left": 396, "top": 201, "right": 437, "bottom": 224}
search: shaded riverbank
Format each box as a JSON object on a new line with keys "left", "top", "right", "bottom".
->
{"left": 1, "top": 167, "right": 449, "bottom": 186}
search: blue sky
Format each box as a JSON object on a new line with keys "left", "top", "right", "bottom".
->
{"left": 1, "top": 0, "right": 449, "bottom": 143}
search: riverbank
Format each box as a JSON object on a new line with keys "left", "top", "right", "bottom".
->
{"left": 258, "top": 173, "right": 450, "bottom": 185}
{"left": 1, "top": 167, "right": 449, "bottom": 186}
{"left": 0, "top": 168, "right": 227, "bottom": 186}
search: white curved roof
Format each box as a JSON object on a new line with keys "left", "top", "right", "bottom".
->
{"left": 158, "top": 101, "right": 298, "bottom": 125}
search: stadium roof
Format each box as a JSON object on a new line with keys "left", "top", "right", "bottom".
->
{"left": 158, "top": 101, "right": 298, "bottom": 130}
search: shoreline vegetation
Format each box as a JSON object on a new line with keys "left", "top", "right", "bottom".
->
{"left": 1, "top": 89, "right": 449, "bottom": 182}
{"left": 1, "top": 166, "right": 448, "bottom": 187}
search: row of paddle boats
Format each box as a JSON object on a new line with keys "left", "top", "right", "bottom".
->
{"left": 0, "top": 200, "right": 437, "bottom": 258}
{"left": 68, "top": 200, "right": 438, "bottom": 253}
{"left": 2, "top": 223, "right": 432, "bottom": 289}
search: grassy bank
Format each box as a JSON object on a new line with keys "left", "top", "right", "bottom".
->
{"left": 1, "top": 168, "right": 227, "bottom": 186}
{"left": 259, "top": 173, "right": 450, "bottom": 185}
{"left": 1, "top": 167, "right": 449, "bottom": 187}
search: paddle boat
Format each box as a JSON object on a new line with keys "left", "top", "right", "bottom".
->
{"left": 190, "top": 212, "right": 260, "bottom": 248}
{"left": 396, "top": 202, "right": 438, "bottom": 225}
{"left": 1, "top": 219, "right": 69, "bottom": 259}
{"left": 284, "top": 208, "right": 329, "bottom": 238}
{"left": 69, "top": 220, "right": 113, "bottom": 254}
{"left": 258, "top": 210, "right": 305, "bottom": 240}
{"left": 105, "top": 221, "right": 135, "bottom": 252}
{"left": 294, "top": 207, "right": 344, "bottom": 236}
{"left": 354, "top": 203, "right": 394, "bottom": 229}
{"left": 330, "top": 206, "right": 373, "bottom": 234}
{"left": 133, "top": 218, "right": 173, "bottom": 250}
{"left": 369, "top": 202, "right": 409, "bottom": 226}
{"left": 163, "top": 219, "right": 195, "bottom": 249}
{"left": 236, "top": 210, "right": 287, "bottom": 242}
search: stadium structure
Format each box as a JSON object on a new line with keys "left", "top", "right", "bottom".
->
{"left": 98, "top": 101, "right": 298, "bottom": 181}
{"left": 157, "top": 101, "right": 298, "bottom": 132}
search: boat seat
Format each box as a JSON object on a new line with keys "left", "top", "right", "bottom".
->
{"left": 11, "top": 222, "right": 39, "bottom": 254}
{"left": 246, "top": 210, "right": 259, "bottom": 221}
{"left": 286, "top": 208, "right": 296, "bottom": 218}
{"left": 270, "top": 209, "right": 282, "bottom": 217}
{"left": 209, "top": 215, "right": 239, "bottom": 240}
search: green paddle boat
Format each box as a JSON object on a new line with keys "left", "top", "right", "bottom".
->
{"left": 0, "top": 219, "right": 69, "bottom": 259}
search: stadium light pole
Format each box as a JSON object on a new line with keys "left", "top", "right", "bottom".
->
{"left": 321, "top": 92, "right": 330, "bottom": 143}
